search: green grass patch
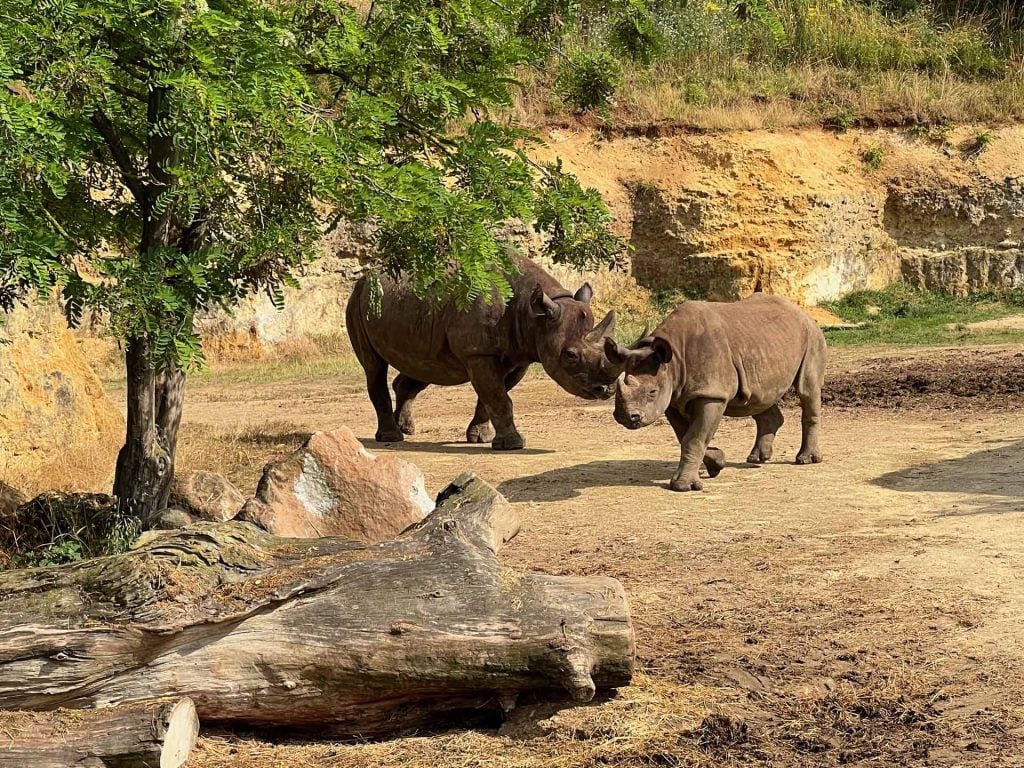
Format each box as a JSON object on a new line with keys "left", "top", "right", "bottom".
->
{"left": 823, "top": 284, "right": 1024, "bottom": 346}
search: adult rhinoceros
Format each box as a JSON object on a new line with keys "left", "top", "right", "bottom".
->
{"left": 346, "top": 255, "right": 618, "bottom": 450}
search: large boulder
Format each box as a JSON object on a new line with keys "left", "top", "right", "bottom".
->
{"left": 168, "top": 470, "right": 245, "bottom": 522}
{"left": 238, "top": 427, "right": 434, "bottom": 542}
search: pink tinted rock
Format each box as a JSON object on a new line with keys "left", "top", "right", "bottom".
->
{"left": 239, "top": 427, "right": 433, "bottom": 541}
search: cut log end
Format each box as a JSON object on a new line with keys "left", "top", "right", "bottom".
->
{"left": 161, "top": 697, "right": 200, "bottom": 768}
{"left": 0, "top": 697, "right": 199, "bottom": 768}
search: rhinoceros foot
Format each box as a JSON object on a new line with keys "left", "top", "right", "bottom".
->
{"left": 492, "top": 432, "right": 525, "bottom": 451}
{"left": 795, "top": 451, "right": 823, "bottom": 465}
{"left": 375, "top": 428, "right": 405, "bottom": 443}
{"left": 703, "top": 448, "right": 726, "bottom": 478}
{"left": 466, "top": 423, "right": 495, "bottom": 444}
{"left": 397, "top": 412, "right": 416, "bottom": 435}
{"left": 669, "top": 475, "right": 703, "bottom": 492}
{"left": 746, "top": 446, "right": 772, "bottom": 464}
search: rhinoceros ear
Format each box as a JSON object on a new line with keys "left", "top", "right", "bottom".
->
{"left": 531, "top": 285, "right": 562, "bottom": 322}
{"left": 604, "top": 336, "right": 627, "bottom": 366}
{"left": 652, "top": 337, "right": 674, "bottom": 365}
{"left": 587, "top": 310, "right": 616, "bottom": 342}
{"left": 574, "top": 283, "right": 593, "bottom": 303}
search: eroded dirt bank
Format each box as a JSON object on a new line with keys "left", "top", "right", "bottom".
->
{"left": 535, "top": 126, "right": 1024, "bottom": 304}
{"left": 181, "top": 346, "right": 1024, "bottom": 767}
{"left": 172, "top": 125, "right": 1024, "bottom": 357}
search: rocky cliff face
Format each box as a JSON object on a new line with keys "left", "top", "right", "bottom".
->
{"left": 76, "top": 126, "right": 1024, "bottom": 359}
{"left": 534, "top": 125, "right": 1024, "bottom": 303}
{"left": 0, "top": 301, "right": 122, "bottom": 483}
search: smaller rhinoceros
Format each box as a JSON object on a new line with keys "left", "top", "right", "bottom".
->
{"left": 604, "top": 294, "right": 826, "bottom": 492}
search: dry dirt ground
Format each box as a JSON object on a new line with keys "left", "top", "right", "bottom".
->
{"left": 180, "top": 346, "right": 1024, "bottom": 768}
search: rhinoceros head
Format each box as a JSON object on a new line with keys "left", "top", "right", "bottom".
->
{"left": 604, "top": 335, "right": 675, "bottom": 428}
{"left": 530, "top": 283, "right": 619, "bottom": 400}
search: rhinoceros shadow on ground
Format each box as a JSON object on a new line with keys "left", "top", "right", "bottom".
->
{"left": 872, "top": 438, "right": 1024, "bottom": 516}
{"left": 357, "top": 437, "right": 555, "bottom": 457}
{"left": 497, "top": 459, "right": 758, "bottom": 502}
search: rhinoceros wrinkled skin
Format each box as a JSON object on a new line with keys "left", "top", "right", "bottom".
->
{"left": 346, "top": 255, "right": 618, "bottom": 451}
{"left": 605, "top": 294, "right": 827, "bottom": 492}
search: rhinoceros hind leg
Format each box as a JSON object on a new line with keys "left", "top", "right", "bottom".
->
{"left": 393, "top": 374, "right": 430, "bottom": 435}
{"left": 747, "top": 404, "right": 784, "bottom": 463}
{"left": 353, "top": 343, "right": 403, "bottom": 443}
{"left": 795, "top": 380, "right": 823, "bottom": 465}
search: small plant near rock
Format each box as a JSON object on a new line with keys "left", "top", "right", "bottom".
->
{"left": 861, "top": 146, "right": 885, "bottom": 170}
{"left": 824, "top": 106, "right": 857, "bottom": 133}
{"left": 0, "top": 493, "right": 141, "bottom": 570}
{"left": 557, "top": 51, "right": 622, "bottom": 114}
{"left": 962, "top": 131, "right": 995, "bottom": 158}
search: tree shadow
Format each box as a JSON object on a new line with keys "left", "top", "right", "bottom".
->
{"left": 357, "top": 438, "right": 555, "bottom": 456}
{"left": 872, "top": 438, "right": 1024, "bottom": 516}
{"left": 497, "top": 459, "right": 760, "bottom": 502}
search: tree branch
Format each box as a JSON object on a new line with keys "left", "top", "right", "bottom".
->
{"left": 90, "top": 110, "right": 146, "bottom": 204}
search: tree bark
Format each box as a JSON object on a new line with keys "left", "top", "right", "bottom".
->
{"left": 0, "top": 474, "right": 634, "bottom": 736}
{"left": 0, "top": 697, "right": 198, "bottom": 768}
{"left": 113, "top": 338, "right": 175, "bottom": 521}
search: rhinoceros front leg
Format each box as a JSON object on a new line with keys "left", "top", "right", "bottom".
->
{"left": 665, "top": 406, "right": 726, "bottom": 483}
{"left": 747, "top": 404, "right": 784, "bottom": 463}
{"left": 466, "top": 357, "right": 525, "bottom": 450}
{"left": 466, "top": 367, "right": 528, "bottom": 444}
{"left": 668, "top": 398, "right": 726, "bottom": 492}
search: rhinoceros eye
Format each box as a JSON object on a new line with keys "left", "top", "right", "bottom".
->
{"left": 648, "top": 388, "right": 658, "bottom": 398}
{"left": 564, "top": 348, "right": 580, "bottom": 363}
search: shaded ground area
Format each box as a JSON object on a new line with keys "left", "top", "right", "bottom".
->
{"left": 817, "top": 347, "right": 1024, "bottom": 409}
{"left": 174, "top": 344, "right": 1024, "bottom": 767}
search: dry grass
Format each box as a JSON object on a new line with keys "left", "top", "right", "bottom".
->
{"left": 0, "top": 435, "right": 120, "bottom": 498}
{"left": 189, "top": 674, "right": 717, "bottom": 768}
{"left": 517, "top": 63, "right": 1024, "bottom": 132}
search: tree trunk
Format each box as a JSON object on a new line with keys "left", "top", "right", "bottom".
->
{"left": 0, "top": 474, "right": 634, "bottom": 736}
{"left": 0, "top": 697, "right": 198, "bottom": 768}
{"left": 112, "top": 339, "right": 185, "bottom": 521}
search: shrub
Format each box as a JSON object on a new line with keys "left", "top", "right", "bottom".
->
{"left": 861, "top": 146, "right": 886, "bottom": 170}
{"left": 608, "top": 0, "right": 663, "bottom": 64}
{"left": 557, "top": 50, "right": 623, "bottom": 112}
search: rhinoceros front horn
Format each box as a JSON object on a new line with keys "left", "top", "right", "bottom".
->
{"left": 586, "top": 310, "right": 616, "bottom": 342}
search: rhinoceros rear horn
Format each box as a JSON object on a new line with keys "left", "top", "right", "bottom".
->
{"left": 574, "top": 283, "right": 593, "bottom": 303}
{"left": 586, "top": 310, "right": 616, "bottom": 342}
{"left": 531, "top": 285, "right": 562, "bottom": 322}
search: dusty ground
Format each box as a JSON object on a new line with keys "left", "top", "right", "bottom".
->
{"left": 178, "top": 345, "right": 1024, "bottom": 767}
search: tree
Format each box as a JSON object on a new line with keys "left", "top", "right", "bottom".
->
{"left": 0, "top": 0, "right": 621, "bottom": 519}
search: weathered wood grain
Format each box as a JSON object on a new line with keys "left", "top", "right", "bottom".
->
{"left": 0, "top": 473, "right": 634, "bottom": 736}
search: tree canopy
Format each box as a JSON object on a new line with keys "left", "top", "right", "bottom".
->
{"left": 0, "top": 0, "right": 621, "bottom": 367}
{"left": 0, "top": 0, "right": 622, "bottom": 515}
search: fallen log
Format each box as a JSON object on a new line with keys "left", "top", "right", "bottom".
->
{"left": 0, "top": 697, "right": 197, "bottom": 768}
{"left": 0, "top": 473, "right": 634, "bottom": 736}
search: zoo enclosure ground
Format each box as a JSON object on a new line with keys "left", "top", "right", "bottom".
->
{"left": 176, "top": 343, "right": 1024, "bottom": 767}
